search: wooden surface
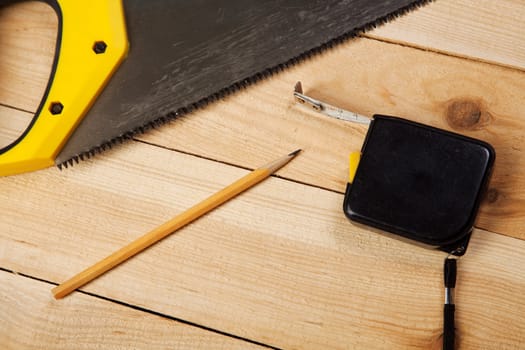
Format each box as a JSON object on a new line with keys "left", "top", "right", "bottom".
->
{"left": 1, "top": 1, "right": 524, "bottom": 349}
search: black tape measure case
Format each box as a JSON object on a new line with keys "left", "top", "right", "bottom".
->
{"left": 343, "top": 115, "right": 495, "bottom": 255}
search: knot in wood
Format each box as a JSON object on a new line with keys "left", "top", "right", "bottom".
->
{"left": 486, "top": 188, "right": 500, "bottom": 204}
{"left": 445, "top": 99, "right": 490, "bottom": 130}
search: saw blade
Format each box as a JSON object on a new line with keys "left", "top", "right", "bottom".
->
{"left": 56, "top": 0, "right": 432, "bottom": 167}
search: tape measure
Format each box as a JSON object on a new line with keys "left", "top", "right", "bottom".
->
{"left": 294, "top": 82, "right": 494, "bottom": 255}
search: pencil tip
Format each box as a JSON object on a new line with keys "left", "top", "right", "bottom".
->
{"left": 263, "top": 149, "right": 302, "bottom": 173}
{"left": 288, "top": 149, "right": 302, "bottom": 157}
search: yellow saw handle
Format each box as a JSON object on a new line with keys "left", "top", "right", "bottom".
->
{"left": 0, "top": 0, "right": 128, "bottom": 176}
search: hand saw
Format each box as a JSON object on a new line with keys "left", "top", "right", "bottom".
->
{"left": 0, "top": 0, "right": 432, "bottom": 176}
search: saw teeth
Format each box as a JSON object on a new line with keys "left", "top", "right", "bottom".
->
{"left": 56, "top": 0, "right": 434, "bottom": 171}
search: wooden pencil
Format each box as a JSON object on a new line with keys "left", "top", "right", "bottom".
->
{"left": 52, "top": 149, "right": 301, "bottom": 299}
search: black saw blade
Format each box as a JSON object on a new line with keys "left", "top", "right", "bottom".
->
{"left": 56, "top": 0, "right": 432, "bottom": 167}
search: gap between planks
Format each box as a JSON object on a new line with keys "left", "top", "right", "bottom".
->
{"left": 366, "top": 0, "right": 525, "bottom": 73}
{"left": 361, "top": 34, "right": 525, "bottom": 75}
{"left": 0, "top": 267, "right": 279, "bottom": 350}
{"left": 133, "top": 138, "right": 341, "bottom": 195}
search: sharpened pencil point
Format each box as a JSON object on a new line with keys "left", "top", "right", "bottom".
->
{"left": 288, "top": 149, "right": 302, "bottom": 157}
{"left": 263, "top": 150, "right": 302, "bottom": 173}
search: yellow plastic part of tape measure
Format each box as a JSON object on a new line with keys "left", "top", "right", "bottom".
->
{"left": 0, "top": 0, "right": 128, "bottom": 176}
{"left": 348, "top": 151, "right": 361, "bottom": 183}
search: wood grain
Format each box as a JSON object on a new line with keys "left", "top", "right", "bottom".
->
{"left": 2, "top": 2, "right": 525, "bottom": 350}
{"left": 0, "top": 270, "right": 265, "bottom": 350}
{"left": 1, "top": 143, "right": 524, "bottom": 349}
{"left": 368, "top": 0, "right": 525, "bottom": 71}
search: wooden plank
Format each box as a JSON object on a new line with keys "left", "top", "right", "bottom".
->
{"left": 0, "top": 270, "right": 266, "bottom": 350}
{"left": 0, "top": 1, "right": 57, "bottom": 112}
{"left": 1, "top": 142, "right": 524, "bottom": 349}
{"left": 367, "top": 0, "right": 525, "bottom": 71}
{"left": 136, "top": 37, "right": 525, "bottom": 239}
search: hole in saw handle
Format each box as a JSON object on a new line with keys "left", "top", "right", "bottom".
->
{"left": 0, "top": 0, "right": 128, "bottom": 176}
